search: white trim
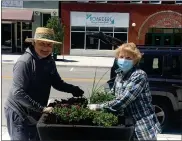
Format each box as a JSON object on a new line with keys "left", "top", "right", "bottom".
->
{"left": 130, "top": 1, "right": 142, "bottom": 3}
{"left": 149, "top": 1, "right": 161, "bottom": 4}
{"left": 2, "top": 21, "right": 13, "bottom": 24}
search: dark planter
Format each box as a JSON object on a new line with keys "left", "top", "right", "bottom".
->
{"left": 37, "top": 113, "right": 134, "bottom": 140}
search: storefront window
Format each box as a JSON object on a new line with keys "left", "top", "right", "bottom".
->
{"left": 42, "top": 13, "right": 51, "bottom": 27}
{"left": 71, "top": 32, "right": 85, "bottom": 49}
{"left": 71, "top": 26, "right": 128, "bottom": 50}
{"left": 114, "top": 33, "right": 127, "bottom": 44}
{"left": 100, "top": 32, "right": 113, "bottom": 50}
{"left": 22, "top": 31, "right": 32, "bottom": 51}
{"left": 86, "top": 27, "right": 99, "bottom": 31}
{"left": 114, "top": 27, "right": 127, "bottom": 32}
{"left": 86, "top": 35, "right": 99, "bottom": 49}
{"left": 2, "top": 24, "right": 12, "bottom": 47}
{"left": 71, "top": 26, "right": 85, "bottom": 31}
{"left": 22, "top": 22, "right": 32, "bottom": 30}
{"left": 17, "top": 22, "right": 21, "bottom": 47}
{"left": 100, "top": 27, "right": 113, "bottom": 32}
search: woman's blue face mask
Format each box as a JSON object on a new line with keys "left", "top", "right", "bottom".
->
{"left": 117, "top": 58, "right": 133, "bottom": 73}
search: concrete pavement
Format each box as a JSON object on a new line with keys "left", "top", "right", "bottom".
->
{"left": 2, "top": 55, "right": 114, "bottom": 68}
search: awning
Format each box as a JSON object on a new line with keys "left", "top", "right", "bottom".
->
{"left": 2, "top": 8, "right": 33, "bottom": 22}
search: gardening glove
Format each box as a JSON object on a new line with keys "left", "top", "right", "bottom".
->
{"left": 87, "top": 104, "right": 104, "bottom": 111}
{"left": 72, "top": 86, "right": 84, "bottom": 97}
{"left": 43, "top": 107, "right": 54, "bottom": 113}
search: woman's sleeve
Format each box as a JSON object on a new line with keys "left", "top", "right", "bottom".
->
{"left": 103, "top": 72, "right": 147, "bottom": 110}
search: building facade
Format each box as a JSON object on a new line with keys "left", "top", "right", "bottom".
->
{"left": 2, "top": 1, "right": 59, "bottom": 53}
{"left": 60, "top": 1, "right": 182, "bottom": 56}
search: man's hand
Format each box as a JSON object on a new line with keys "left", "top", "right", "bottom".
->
{"left": 72, "top": 86, "right": 84, "bottom": 97}
{"left": 87, "top": 104, "right": 104, "bottom": 111}
{"left": 43, "top": 107, "right": 54, "bottom": 113}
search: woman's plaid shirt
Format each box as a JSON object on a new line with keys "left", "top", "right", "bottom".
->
{"left": 103, "top": 67, "right": 162, "bottom": 140}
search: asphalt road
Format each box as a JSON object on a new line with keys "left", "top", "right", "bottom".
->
{"left": 1, "top": 63, "right": 111, "bottom": 126}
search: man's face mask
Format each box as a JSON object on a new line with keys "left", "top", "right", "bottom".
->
{"left": 117, "top": 58, "right": 133, "bottom": 73}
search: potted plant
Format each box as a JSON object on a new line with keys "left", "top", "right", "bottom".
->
{"left": 37, "top": 70, "right": 134, "bottom": 140}
{"left": 45, "top": 16, "right": 64, "bottom": 60}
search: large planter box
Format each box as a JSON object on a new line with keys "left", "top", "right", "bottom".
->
{"left": 37, "top": 113, "right": 134, "bottom": 140}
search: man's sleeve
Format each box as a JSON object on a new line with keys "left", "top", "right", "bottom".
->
{"left": 103, "top": 72, "right": 147, "bottom": 110}
{"left": 51, "top": 61, "right": 76, "bottom": 93}
{"left": 11, "top": 61, "right": 45, "bottom": 112}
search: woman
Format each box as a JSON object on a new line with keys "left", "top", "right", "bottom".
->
{"left": 88, "top": 42, "right": 161, "bottom": 140}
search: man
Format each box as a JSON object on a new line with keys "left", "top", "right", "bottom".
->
{"left": 4, "top": 27, "right": 84, "bottom": 140}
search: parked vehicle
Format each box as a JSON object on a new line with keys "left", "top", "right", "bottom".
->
{"left": 88, "top": 32, "right": 182, "bottom": 131}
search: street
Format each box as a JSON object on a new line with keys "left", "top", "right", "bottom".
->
{"left": 2, "top": 63, "right": 111, "bottom": 126}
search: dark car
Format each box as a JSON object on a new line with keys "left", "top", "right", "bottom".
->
{"left": 87, "top": 32, "right": 182, "bottom": 131}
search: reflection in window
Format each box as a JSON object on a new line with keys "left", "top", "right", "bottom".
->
{"left": 100, "top": 27, "right": 113, "bottom": 32}
{"left": 174, "top": 34, "right": 182, "bottom": 46}
{"left": 17, "top": 22, "right": 21, "bottom": 47}
{"left": 114, "top": 33, "right": 127, "bottom": 44}
{"left": 22, "top": 31, "right": 32, "bottom": 51}
{"left": 22, "top": 22, "right": 32, "bottom": 30}
{"left": 139, "top": 55, "right": 163, "bottom": 76}
{"left": 167, "top": 55, "right": 182, "bottom": 77}
{"left": 71, "top": 32, "right": 85, "bottom": 49}
{"left": 100, "top": 33, "right": 113, "bottom": 50}
{"left": 114, "top": 27, "right": 127, "bottom": 32}
{"left": 86, "top": 27, "right": 99, "bottom": 31}
{"left": 71, "top": 26, "right": 85, "bottom": 31}
{"left": 42, "top": 13, "right": 51, "bottom": 27}
{"left": 86, "top": 35, "right": 99, "bottom": 49}
{"left": 2, "top": 24, "right": 12, "bottom": 47}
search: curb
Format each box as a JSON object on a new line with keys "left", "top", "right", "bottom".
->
{"left": 2, "top": 62, "right": 112, "bottom": 69}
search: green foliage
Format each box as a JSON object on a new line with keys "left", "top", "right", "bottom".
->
{"left": 52, "top": 105, "right": 118, "bottom": 127}
{"left": 88, "top": 68, "right": 115, "bottom": 104}
{"left": 90, "top": 90, "right": 115, "bottom": 104}
{"left": 45, "top": 16, "right": 65, "bottom": 55}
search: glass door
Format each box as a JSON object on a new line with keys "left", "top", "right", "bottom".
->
{"left": 163, "top": 34, "right": 173, "bottom": 46}
{"left": 2, "top": 23, "right": 12, "bottom": 53}
{"left": 152, "top": 34, "right": 162, "bottom": 46}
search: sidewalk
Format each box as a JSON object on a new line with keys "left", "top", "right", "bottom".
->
{"left": 1, "top": 126, "right": 181, "bottom": 140}
{"left": 2, "top": 55, "right": 114, "bottom": 68}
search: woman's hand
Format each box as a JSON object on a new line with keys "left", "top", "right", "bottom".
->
{"left": 87, "top": 104, "right": 104, "bottom": 111}
{"left": 43, "top": 107, "right": 54, "bottom": 113}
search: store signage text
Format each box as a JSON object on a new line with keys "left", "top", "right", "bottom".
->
{"left": 2, "top": 0, "right": 23, "bottom": 8}
{"left": 86, "top": 14, "right": 114, "bottom": 25}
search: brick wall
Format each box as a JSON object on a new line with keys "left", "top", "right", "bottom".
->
{"left": 60, "top": 3, "right": 182, "bottom": 54}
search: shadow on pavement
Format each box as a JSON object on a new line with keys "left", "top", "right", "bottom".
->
{"left": 56, "top": 59, "right": 79, "bottom": 62}
{"left": 162, "top": 123, "right": 182, "bottom": 135}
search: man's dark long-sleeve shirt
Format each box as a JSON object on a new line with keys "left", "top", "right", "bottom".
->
{"left": 5, "top": 46, "right": 76, "bottom": 122}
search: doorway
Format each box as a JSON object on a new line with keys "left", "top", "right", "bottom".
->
{"left": 152, "top": 33, "right": 174, "bottom": 46}
{"left": 145, "top": 28, "right": 182, "bottom": 46}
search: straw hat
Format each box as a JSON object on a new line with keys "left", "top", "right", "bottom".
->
{"left": 25, "top": 27, "right": 62, "bottom": 44}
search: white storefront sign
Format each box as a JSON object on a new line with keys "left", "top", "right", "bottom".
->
{"left": 2, "top": 0, "right": 23, "bottom": 8}
{"left": 71, "top": 12, "right": 129, "bottom": 27}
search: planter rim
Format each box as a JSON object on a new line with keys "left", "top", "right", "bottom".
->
{"left": 37, "top": 122, "right": 131, "bottom": 128}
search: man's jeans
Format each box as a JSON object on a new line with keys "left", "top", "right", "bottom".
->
{"left": 4, "top": 106, "right": 40, "bottom": 140}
